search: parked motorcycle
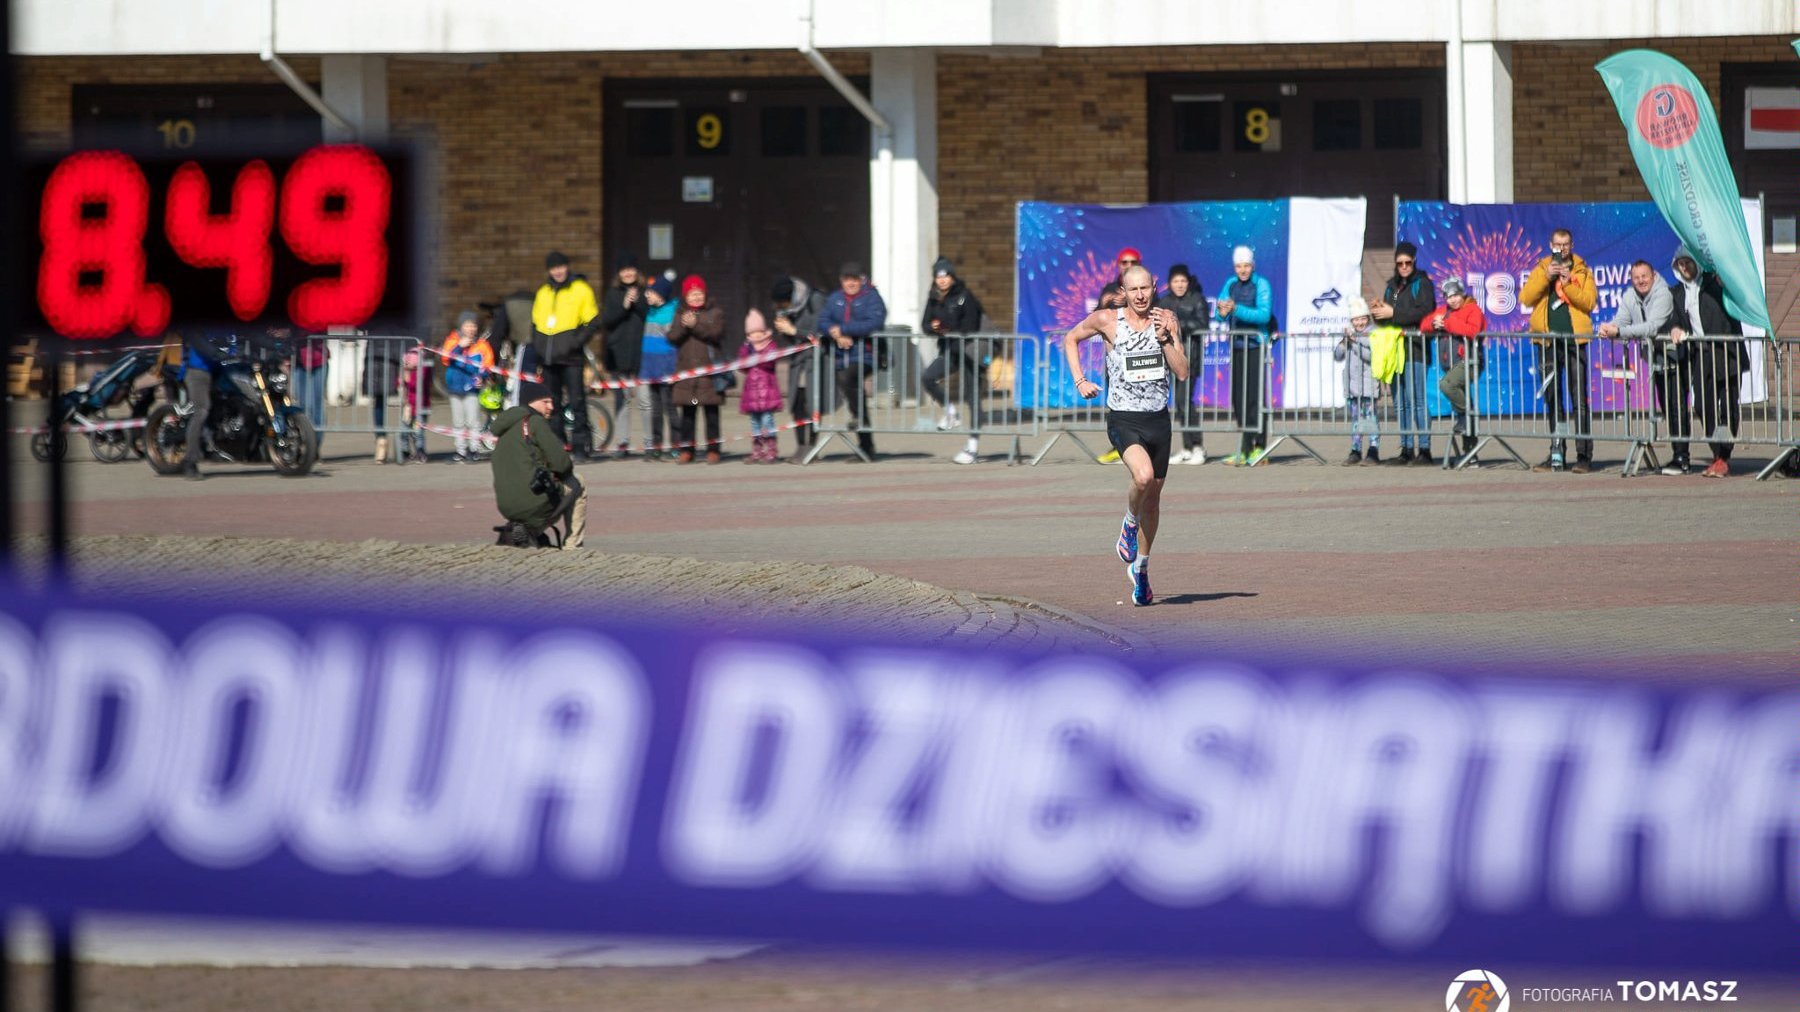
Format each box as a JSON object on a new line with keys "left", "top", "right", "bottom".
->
{"left": 144, "top": 342, "right": 318, "bottom": 477}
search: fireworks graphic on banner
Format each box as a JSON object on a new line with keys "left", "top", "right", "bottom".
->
{"left": 1017, "top": 204, "right": 1089, "bottom": 284}
{"left": 1048, "top": 250, "right": 1117, "bottom": 332}
{"left": 1430, "top": 222, "right": 1542, "bottom": 340}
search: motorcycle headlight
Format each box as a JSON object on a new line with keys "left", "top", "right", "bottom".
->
{"left": 268, "top": 371, "right": 289, "bottom": 392}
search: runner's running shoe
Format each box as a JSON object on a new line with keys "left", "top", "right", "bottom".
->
{"left": 1097, "top": 448, "right": 1122, "bottom": 463}
{"left": 1117, "top": 518, "right": 1139, "bottom": 563}
{"left": 1130, "top": 561, "right": 1153, "bottom": 606}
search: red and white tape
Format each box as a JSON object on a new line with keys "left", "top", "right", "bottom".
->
{"left": 419, "top": 344, "right": 542, "bottom": 384}
{"left": 588, "top": 339, "right": 817, "bottom": 392}
{"left": 8, "top": 417, "right": 148, "bottom": 436}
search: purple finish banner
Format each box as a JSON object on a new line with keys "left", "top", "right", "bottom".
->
{"left": 0, "top": 583, "right": 1794, "bottom": 972}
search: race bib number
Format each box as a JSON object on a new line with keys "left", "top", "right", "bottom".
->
{"left": 1122, "top": 351, "right": 1166, "bottom": 383}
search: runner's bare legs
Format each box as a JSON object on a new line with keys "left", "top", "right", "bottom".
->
{"left": 1123, "top": 445, "right": 1164, "bottom": 555}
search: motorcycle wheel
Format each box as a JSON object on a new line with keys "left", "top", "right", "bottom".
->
{"left": 90, "top": 428, "right": 132, "bottom": 463}
{"left": 269, "top": 414, "right": 318, "bottom": 476}
{"left": 144, "top": 404, "right": 188, "bottom": 475}
{"left": 30, "top": 429, "right": 67, "bottom": 463}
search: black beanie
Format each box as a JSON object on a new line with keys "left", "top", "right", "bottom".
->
{"left": 1167, "top": 263, "right": 1192, "bottom": 282}
{"left": 1394, "top": 241, "right": 1419, "bottom": 260}
{"left": 613, "top": 250, "right": 640, "bottom": 272}
{"left": 545, "top": 251, "right": 570, "bottom": 269}
{"left": 770, "top": 278, "right": 796, "bottom": 303}
{"left": 519, "top": 379, "right": 552, "bottom": 404}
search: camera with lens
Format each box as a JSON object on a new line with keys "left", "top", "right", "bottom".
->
{"left": 529, "top": 466, "right": 562, "bottom": 506}
{"left": 1550, "top": 251, "right": 1571, "bottom": 265}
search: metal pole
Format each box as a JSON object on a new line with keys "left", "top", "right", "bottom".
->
{"left": 47, "top": 347, "right": 68, "bottom": 579}
{"left": 49, "top": 917, "right": 76, "bottom": 1012}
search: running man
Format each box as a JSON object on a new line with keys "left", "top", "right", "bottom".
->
{"left": 1065, "top": 265, "right": 1191, "bottom": 606}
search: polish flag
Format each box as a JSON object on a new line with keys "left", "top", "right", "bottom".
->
{"left": 1744, "top": 87, "right": 1800, "bottom": 149}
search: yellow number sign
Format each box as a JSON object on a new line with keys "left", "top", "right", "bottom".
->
{"left": 695, "top": 113, "right": 723, "bottom": 150}
{"left": 1244, "top": 108, "right": 1270, "bottom": 145}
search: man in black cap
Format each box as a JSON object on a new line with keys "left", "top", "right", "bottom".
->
{"left": 530, "top": 251, "right": 601, "bottom": 457}
{"left": 598, "top": 252, "right": 646, "bottom": 457}
{"left": 819, "top": 260, "right": 887, "bottom": 459}
{"left": 490, "top": 378, "right": 586, "bottom": 549}
{"left": 771, "top": 274, "right": 828, "bottom": 460}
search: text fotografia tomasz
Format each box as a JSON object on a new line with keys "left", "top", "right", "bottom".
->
{"left": 1521, "top": 980, "right": 1739, "bottom": 1002}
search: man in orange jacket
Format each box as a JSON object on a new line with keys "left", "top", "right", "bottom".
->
{"left": 1520, "top": 228, "right": 1598, "bottom": 472}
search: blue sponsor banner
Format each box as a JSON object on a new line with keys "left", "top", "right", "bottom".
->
{"left": 1015, "top": 200, "right": 1288, "bottom": 410}
{"left": 0, "top": 582, "right": 1793, "bottom": 973}
{"left": 1398, "top": 201, "right": 1685, "bottom": 417}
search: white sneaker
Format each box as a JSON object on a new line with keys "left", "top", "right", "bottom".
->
{"left": 1173, "top": 449, "right": 1192, "bottom": 464}
{"left": 936, "top": 408, "right": 961, "bottom": 431}
{"left": 1184, "top": 448, "right": 1206, "bottom": 465}
{"left": 952, "top": 449, "right": 977, "bottom": 465}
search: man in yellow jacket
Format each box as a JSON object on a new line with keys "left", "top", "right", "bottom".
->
{"left": 1520, "top": 228, "right": 1598, "bottom": 472}
{"left": 532, "top": 251, "right": 601, "bottom": 456}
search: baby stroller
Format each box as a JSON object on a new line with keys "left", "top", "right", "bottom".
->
{"left": 30, "top": 348, "right": 165, "bottom": 463}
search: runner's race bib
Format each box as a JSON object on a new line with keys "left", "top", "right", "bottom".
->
{"left": 1122, "top": 351, "right": 1167, "bottom": 384}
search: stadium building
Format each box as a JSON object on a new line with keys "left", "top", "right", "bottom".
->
{"left": 15, "top": 0, "right": 1800, "bottom": 333}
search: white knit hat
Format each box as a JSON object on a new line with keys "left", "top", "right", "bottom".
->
{"left": 1347, "top": 296, "right": 1371, "bottom": 318}
{"left": 1231, "top": 245, "right": 1255, "bottom": 266}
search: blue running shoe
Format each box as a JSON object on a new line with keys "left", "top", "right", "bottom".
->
{"left": 1117, "top": 518, "right": 1139, "bottom": 563}
{"left": 1130, "top": 561, "right": 1153, "bottom": 606}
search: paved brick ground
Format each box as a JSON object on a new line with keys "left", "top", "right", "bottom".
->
{"left": 11, "top": 430, "right": 1795, "bottom": 677}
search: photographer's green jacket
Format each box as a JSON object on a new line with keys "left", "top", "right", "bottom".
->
{"left": 490, "top": 405, "right": 573, "bottom": 528}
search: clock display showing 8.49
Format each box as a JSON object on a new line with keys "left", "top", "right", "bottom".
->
{"left": 23, "top": 144, "right": 419, "bottom": 339}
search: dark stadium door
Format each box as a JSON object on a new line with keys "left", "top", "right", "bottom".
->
{"left": 605, "top": 79, "right": 871, "bottom": 353}
{"left": 1149, "top": 71, "right": 1445, "bottom": 244}
{"left": 73, "top": 84, "right": 322, "bottom": 153}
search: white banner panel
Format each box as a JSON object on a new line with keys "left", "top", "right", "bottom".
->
{"left": 1281, "top": 197, "right": 1367, "bottom": 409}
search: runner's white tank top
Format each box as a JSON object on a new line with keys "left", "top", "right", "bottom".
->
{"left": 1106, "top": 308, "right": 1170, "bottom": 412}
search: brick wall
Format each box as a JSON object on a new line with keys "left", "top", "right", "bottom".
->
{"left": 17, "top": 41, "right": 1795, "bottom": 335}
{"left": 939, "top": 44, "right": 1445, "bottom": 328}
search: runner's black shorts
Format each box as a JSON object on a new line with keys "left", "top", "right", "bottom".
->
{"left": 1106, "top": 409, "right": 1172, "bottom": 479}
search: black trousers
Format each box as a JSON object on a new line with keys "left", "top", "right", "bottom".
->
{"left": 1693, "top": 342, "right": 1743, "bottom": 461}
{"left": 183, "top": 370, "right": 211, "bottom": 466}
{"left": 1172, "top": 335, "right": 1203, "bottom": 449}
{"left": 544, "top": 361, "right": 590, "bottom": 451}
{"left": 678, "top": 403, "right": 720, "bottom": 452}
{"left": 1542, "top": 338, "right": 1592, "bottom": 460}
{"left": 1230, "top": 342, "right": 1264, "bottom": 455}
{"left": 1653, "top": 358, "right": 1693, "bottom": 462}
{"left": 923, "top": 344, "right": 980, "bottom": 421}
{"left": 833, "top": 364, "right": 873, "bottom": 447}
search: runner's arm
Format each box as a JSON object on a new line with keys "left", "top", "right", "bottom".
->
{"left": 1063, "top": 311, "right": 1109, "bottom": 396}
{"left": 1160, "top": 326, "right": 1190, "bottom": 381}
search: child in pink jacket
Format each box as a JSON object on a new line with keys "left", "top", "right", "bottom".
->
{"left": 738, "top": 309, "right": 785, "bottom": 463}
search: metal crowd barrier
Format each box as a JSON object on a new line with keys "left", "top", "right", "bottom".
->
{"left": 1260, "top": 329, "right": 1797, "bottom": 481}
{"left": 285, "top": 335, "right": 425, "bottom": 450}
{"left": 1029, "top": 327, "right": 1261, "bottom": 465}
{"left": 803, "top": 329, "right": 1038, "bottom": 464}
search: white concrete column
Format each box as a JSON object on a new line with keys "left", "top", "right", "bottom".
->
{"left": 320, "top": 54, "right": 389, "bottom": 144}
{"left": 1447, "top": 41, "right": 1513, "bottom": 204}
{"left": 869, "top": 48, "right": 938, "bottom": 332}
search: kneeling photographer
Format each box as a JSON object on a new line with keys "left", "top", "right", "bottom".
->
{"left": 491, "top": 380, "right": 587, "bottom": 549}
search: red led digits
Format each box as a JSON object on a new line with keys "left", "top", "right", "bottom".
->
{"left": 37, "top": 150, "right": 171, "bottom": 338}
{"left": 165, "top": 160, "right": 276, "bottom": 321}
{"left": 280, "top": 145, "right": 392, "bottom": 332}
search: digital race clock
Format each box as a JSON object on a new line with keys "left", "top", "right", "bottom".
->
{"left": 19, "top": 144, "right": 421, "bottom": 339}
